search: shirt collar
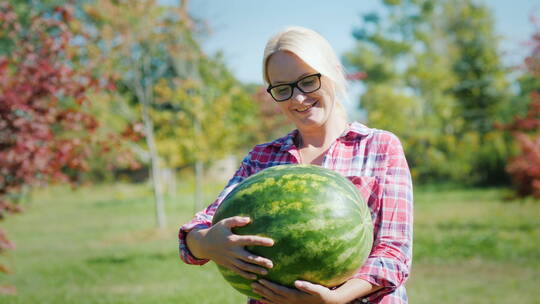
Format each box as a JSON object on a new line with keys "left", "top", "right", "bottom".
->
{"left": 275, "top": 121, "right": 370, "bottom": 151}
{"left": 277, "top": 129, "right": 299, "bottom": 152}
{"left": 341, "top": 121, "right": 371, "bottom": 139}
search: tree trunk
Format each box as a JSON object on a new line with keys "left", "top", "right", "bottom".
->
{"left": 194, "top": 160, "right": 203, "bottom": 212}
{"left": 141, "top": 102, "right": 167, "bottom": 229}
{"left": 130, "top": 54, "right": 167, "bottom": 229}
{"left": 193, "top": 115, "right": 204, "bottom": 212}
{"left": 162, "top": 168, "right": 176, "bottom": 199}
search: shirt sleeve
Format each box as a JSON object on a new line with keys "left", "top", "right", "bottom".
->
{"left": 351, "top": 133, "right": 413, "bottom": 301}
{"left": 178, "top": 152, "right": 254, "bottom": 265}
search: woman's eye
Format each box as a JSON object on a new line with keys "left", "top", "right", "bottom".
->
{"left": 301, "top": 80, "right": 315, "bottom": 87}
{"left": 276, "top": 87, "right": 290, "bottom": 95}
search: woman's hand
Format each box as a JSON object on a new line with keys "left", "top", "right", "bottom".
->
{"left": 251, "top": 279, "right": 341, "bottom": 304}
{"left": 187, "top": 216, "right": 274, "bottom": 280}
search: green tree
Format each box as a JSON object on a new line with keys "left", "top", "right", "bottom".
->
{"left": 346, "top": 0, "right": 512, "bottom": 184}
{"left": 83, "top": 0, "right": 261, "bottom": 213}
{"left": 83, "top": 0, "right": 200, "bottom": 227}
{"left": 445, "top": 1, "right": 513, "bottom": 185}
{"left": 152, "top": 53, "right": 260, "bottom": 210}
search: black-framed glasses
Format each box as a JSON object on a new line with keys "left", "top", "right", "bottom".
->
{"left": 266, "top": 73, "right": 322, "bottom": 102}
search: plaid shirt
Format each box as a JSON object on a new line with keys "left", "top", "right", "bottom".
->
{"left": 179, "top": 122, "right": 413, "bottom": 304}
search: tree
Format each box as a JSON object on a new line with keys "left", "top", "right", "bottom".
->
{"left": 504, "top": 98, "right": 540, "bottom": 197}
{"left": 250, "top": 85, "right": 295, "bottom": 143}
{"left": 501, "top": 25, "right": 540, "bottom": 198}
{"left": 82, "top": 0, "right": 197, "bottom": 228}
{"left": 83, "top": 0, "right": 261, "bottom": 219}
{"left": 346, "top": 0, "right": 512, "bottom": 184}
{"left": 444, "top": 0, "right": 513, "bottom": 185}
{"left": 152, "top": 53, "right": 260, "bottom": 210}
{"left": 0, "top": 2, "right": 114, "bottom": 291}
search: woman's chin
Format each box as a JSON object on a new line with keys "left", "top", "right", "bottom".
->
{"left": 294, "top": 114, "right": 326, "bottom": 130}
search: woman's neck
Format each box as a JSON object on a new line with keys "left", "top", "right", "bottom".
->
{"left": 297, "top": 117, "right": 348, "bottom": 149}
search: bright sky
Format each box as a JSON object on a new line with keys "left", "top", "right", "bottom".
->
{"left": 163, "top": 0, "right": 539, "bottom": 116}
{"left": 186, "top": 0, "right": 538, "bottom": 84}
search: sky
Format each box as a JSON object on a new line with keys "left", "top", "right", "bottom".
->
{"left": 173, "top": 0, "right": 539, "bottom": 113}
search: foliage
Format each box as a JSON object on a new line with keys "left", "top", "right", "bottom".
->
{"left": 0, "top": 2, "right": 96, "bottom": 284}
{"left": 81, "top": 0, "right": 265, "bottom": 224}
{"left": 346, "top": 0, "right": 512, "bottom": 185}
{"left": 81, "top": 0, "right": 199, "bottom": 227}
{"left": 81, "top": 90, "right": 143, "bottom": 182}
{"left": 250, "top": 85, "right": 294, "bottom": 142}
{"left": 83, "top": 0, "right": 260, "bottom": 171}
{"left": 152, "top": 54, "right": 260, "bottom": 168}
{"left": 501, "top": 27, "right": 540, "bottom": 198}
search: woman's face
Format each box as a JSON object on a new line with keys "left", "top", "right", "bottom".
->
{"left": 266, "top": 51, "right": 336, "bottom": 131}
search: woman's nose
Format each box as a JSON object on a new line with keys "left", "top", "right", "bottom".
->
{"left": 291, "top": 87, "right": 306, "bottom": 103}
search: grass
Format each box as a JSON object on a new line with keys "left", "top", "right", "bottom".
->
{"left": 0, "top": 182, "right": 539, "bottom": 303}
{"left": 408, "top": 188, "right": 540, "bottom": 303}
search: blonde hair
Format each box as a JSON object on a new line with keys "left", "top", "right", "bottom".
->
{"left": 262, "top": 26, "right": 349, "bottom": 121}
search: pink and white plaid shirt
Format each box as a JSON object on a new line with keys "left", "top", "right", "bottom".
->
{"left": 179, "top": 122, "right": 413, "bottom": 304}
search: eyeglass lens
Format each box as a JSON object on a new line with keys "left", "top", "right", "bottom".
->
{"left": 269, "top": 74, "right": 320, "bottom": 101}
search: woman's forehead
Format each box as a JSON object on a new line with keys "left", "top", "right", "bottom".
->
{"left": 266, "top": 51, "right": 317, "bottom": 83}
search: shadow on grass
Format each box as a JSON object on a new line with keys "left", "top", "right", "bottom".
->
{"left": 436, "top": 221, "right": 539, "bottom": 232}
{"left": 86, "top": 252, "right": 170, "bottom": 265}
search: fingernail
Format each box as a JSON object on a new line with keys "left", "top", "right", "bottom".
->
{"left": 261, "top": 269, "right": 268, "bottom": 275}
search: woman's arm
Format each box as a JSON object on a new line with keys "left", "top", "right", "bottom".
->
{"left": 178, "top": 153, "right": 254, "bottom": 265}
{"left": 330, "top": 279, "right": 383, "bottom": 303}
{"left": 179, "top": 151, "right": 276, "bottom": 279}
{"left": 351, "top": 132, "right": 413, "bottom": 300}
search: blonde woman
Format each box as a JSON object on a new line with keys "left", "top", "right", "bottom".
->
{"left": 179, "top": 26, "right": 413, "bottom": 304}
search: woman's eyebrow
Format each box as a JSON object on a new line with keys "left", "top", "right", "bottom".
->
{"left": 272, "top": 72, "right": 312, "bottom": 85}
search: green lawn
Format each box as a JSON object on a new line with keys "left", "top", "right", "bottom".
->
{"left": 1, "top": 182, "right": 539, "bottom": 303}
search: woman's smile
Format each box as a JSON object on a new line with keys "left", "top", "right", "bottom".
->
{"left": 294, "top": 100, "right": 318, "bottom": 113}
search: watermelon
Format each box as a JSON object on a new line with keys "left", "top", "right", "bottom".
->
{"left": 211, "top": 164, "right": 373, "bottom": 299}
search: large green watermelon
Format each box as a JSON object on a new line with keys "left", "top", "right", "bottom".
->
{"left": 212, "top": 164, "right": 373, "bottom": 299}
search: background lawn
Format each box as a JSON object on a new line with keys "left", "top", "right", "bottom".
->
{"left": 0, "top": 182, "right": 539, "bottom": 303}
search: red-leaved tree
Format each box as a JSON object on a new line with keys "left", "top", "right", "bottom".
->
{"left": 0, "top": 2, "right": 119, "bottom": 288}
{"left": 504, "top": 96, "right": 540, "bottom": 198}
{"left": 503, "top": 24, "right": 540, "bottom": 198}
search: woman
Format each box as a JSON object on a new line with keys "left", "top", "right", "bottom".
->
{"left": 179, "top": 26, "right": 413, "bottom": 304}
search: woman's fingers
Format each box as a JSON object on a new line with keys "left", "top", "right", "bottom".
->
{"left": 257, "top": 279, "right": 293, "bottom": 296}
{"left": 237, "top": 250, "right": 274, "bottom": 269}
{"left": 234, "top": 258, "right": 269, "bottom": 276}
{"left": 211, "top": 216, "right": 275, "bottom": 279}
{"left": 221, "top": 216, "right": 251, "bottom": 229}
{"left": 251, "top": 281, "right": 284, "bottom": 302}
{"left": 235, "top": 234, "right": 274, "bottom": 247}
{"left": 294, "top": 280, "right": 326, "bottom": 295}
{"left": 229, "top": 264, "right": 258, "bottom": 280}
